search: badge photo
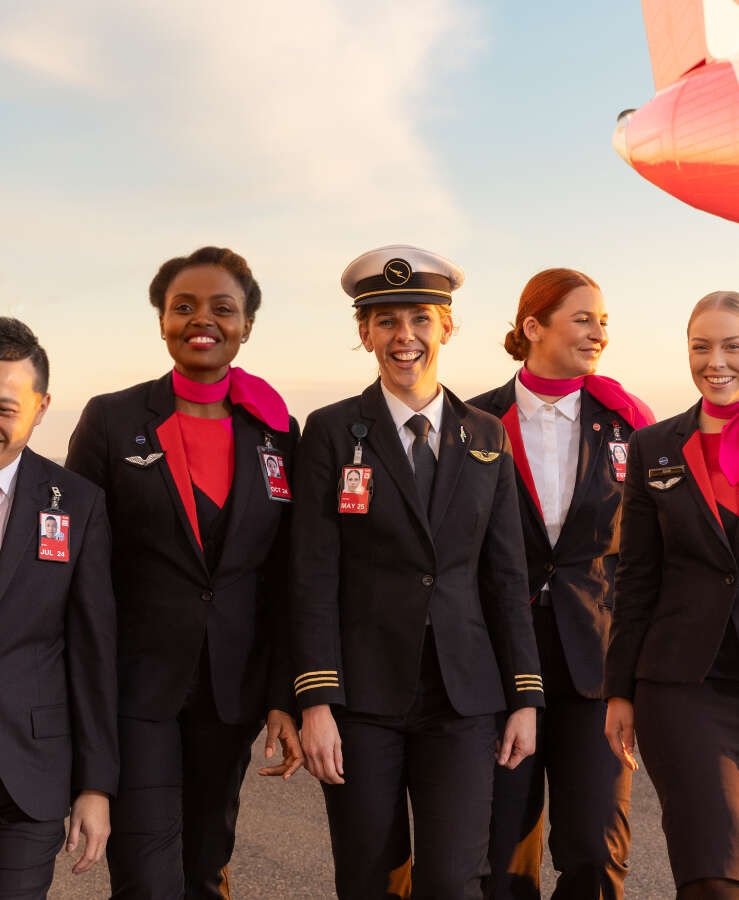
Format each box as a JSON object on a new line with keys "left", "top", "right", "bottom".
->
{"left": 38, "top": 511, "right": 70, "bottom": 562}
{"left": 608, "top": 441, "right": 628, "bottom": 482}
{"left": 338, "top": 466, "right": 372, "bottom": 515}
{"left": 258, "top": 447, "right": 292, "bottom": 502}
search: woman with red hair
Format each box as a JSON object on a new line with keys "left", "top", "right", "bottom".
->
{"left": 470, "top": 268, "right": 654, "bottom": 900}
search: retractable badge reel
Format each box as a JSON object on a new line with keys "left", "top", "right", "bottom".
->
{"left": 608, "top": 422, "right": 629, "bottom": 483}
{"left": 257, "top": 433, "right": 292, "bottom": 502}
{"left": 338, "top": 424, "right": 373, "bottom": 514}
{"left": 38, "top": 485, "right": 70, "bottom": 562}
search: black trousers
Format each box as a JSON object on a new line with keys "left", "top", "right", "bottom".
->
{"left": 0, "top": 779, "right": 64, "bottom": 900}
{"left": 322, "top": 629, "right": 499, "bottom": 900}
{"left": 107, "top": 653, "right": 263, "bottom": 899}
{"left": 486, "top": 607, "right": 631, "bottom": 900}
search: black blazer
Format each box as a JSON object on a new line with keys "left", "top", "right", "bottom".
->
{"left": 66, "top": 372, "right": 299, "bottom": 724}
{"left": 605, "top": 403, "right": 738, "bottom": 699}
{"left": 469, "top": 377, "right": 636, "bottom": 698}
{"left": 290, "top": 380, "right": 543, "bottom": 718}
{"left": 0, "top": 449, "right": 118, "bottom": 821}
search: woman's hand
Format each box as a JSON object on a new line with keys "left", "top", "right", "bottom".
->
{"left": 258, "top": 709, "right": 304, "bottom": 779}
{"left": 300, "top": 704, "right": 345, "bottom": 784}
{"left": 496, "top": 707, "right": 537, "bottom": 770}
{"left": 605, "top": 697, "right": 639, "bottom": 771}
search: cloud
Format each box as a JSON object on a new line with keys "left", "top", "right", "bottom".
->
{"left": 0, "top": 0, "right": 480, "bottom": 225}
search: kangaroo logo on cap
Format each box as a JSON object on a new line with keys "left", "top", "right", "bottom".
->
{"left": 383, "top": 259, "right": 412, "bottom": 286}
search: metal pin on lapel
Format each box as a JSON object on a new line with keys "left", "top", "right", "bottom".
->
{"left": 460, "top": 426, "right": 467, "bottom": 442}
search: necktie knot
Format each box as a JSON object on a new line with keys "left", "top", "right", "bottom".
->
{"left": 406, "top": 414, "right": 431, "bottom": 440}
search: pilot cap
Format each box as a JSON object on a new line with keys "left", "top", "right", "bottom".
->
{"left": 341, "top": 244, "right": 465, "bottom": 308}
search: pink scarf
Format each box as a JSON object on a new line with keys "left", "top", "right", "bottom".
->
{"left": 701, "top": 397, "right": 739, "bottom": 485}
{"left": 519, "top": 365, "right": 654, "bottom": 430}
{"left": 172, "top": 367, "right": 290, "bottom": 432}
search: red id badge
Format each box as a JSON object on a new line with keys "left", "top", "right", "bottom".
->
{"left": 38, "top": 511, "right": 70, "bottom": 562}
{"left": 258, "top": 447, "right": 292, "bottom": 502}
{"left": 608, "top": 441, "right": 628, "bottom": 482}
{"left": 338, "top": 466, "right": 372, "bottom": 514}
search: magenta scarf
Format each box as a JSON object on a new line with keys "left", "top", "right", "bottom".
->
{"left": 701, "top": 397, "right": 739, "bottom": 485}
{"left": 172, "top": 367, "right": 290, "bottom": 432}
{"left": 518, "top": 365, "right": 655, "bottom": 430}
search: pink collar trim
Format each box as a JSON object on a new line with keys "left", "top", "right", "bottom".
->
{"left": 702, "top": 398, "right": 739, "bottom": 420}
{"left": 519, "top": 366, "right": 582, "bottom": 396}
{"left": 701, "top": 397, "right": 739, "bottom": 485}
{"left": 171, "top": 367, "right": 290, "bottom": 432}
{"left": 518, "top": 365, "right": 655, "bottom": 430}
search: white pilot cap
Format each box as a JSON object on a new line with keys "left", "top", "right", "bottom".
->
{"left": 341, "top": 244, "right": 465, "bottom": 308}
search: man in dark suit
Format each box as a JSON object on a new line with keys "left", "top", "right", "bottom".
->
{"left": 0, "top": 318, "right": 118, "bottom": 898}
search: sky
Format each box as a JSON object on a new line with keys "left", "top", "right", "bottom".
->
{"left": 1, "top": 1, "right": 738, "bottom": 458}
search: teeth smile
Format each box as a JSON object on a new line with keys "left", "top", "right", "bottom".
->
{"left": 393, "top": 352, "right": 421, "bottom": 361}
{"left": 706, "top": 376, "right": 732, "bottom": 384}
{"left": 189, "top": 336, "right": 216, "bottom": 344}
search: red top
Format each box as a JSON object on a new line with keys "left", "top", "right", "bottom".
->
{"left": 176, "top": 412, "right": 234, "bottom": 509}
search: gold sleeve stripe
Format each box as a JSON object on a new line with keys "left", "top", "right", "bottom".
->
{"left": 514, "top": 674, "right": 543, "bottom": 681}
{"left": 294, "top": 670, "right": 338, "bottom": 687}
{"left": 294, "top": 676, "right": 340, "bottom": 689}
{"left": 295, "top": 680, "right": 340, "bottom": 696}
{"left": 516, "top": 684, "right": 545, "bottom": 692}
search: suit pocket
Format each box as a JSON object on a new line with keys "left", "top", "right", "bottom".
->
{"left": 31, "top": 703, "right": 71, "bottom": 738}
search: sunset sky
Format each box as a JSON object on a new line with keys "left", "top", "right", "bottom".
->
{"left": 2, "top": 1, "right": 737, "bottom": 458}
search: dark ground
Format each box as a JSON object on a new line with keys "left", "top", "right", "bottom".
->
{"left": 49, "top": 738, "right": 672, "bottom": 899}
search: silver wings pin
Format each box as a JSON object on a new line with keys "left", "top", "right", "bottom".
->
{"left": 123, "top": 453, "right": 165, "bottom": 467}
{"left": 647, "top": 476, "right": 683, "bottom": 490}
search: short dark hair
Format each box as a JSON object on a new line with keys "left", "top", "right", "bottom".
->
{"left": 149, "top": 246, "right": 262, "bottom": 319}
{"left": 0, "top": 318, "right": 49, "bottom": 393}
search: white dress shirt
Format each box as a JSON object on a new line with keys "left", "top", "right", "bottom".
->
{"left": 381, "top": 383, "right": 444, "bottom": 468}
{"left": 0, "top": 453, "right": 23, "bottom": 547}
{"left": 514, "top": 375, "right": 581, "bottom": 548}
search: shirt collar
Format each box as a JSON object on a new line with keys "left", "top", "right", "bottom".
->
{"left": 381, "top": 382, "right": 445, "bottom": 434}
{"left": 0, "top": 452, "right": 22, "bottom": 496}
{"left": 514, "top": 372, "right": 581, "bottom": 422}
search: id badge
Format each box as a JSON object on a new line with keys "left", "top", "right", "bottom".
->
{"left": 38, "top": 511, "right": 70, "bottom": 562}
{"left": 257, "top": 447, "right": 292, "bottom": 502}
{"left": 338, "top": 466, "right": 372, "bottom": 514}
{"left": 608, "top": 441, "right": 628, "bottom": 482}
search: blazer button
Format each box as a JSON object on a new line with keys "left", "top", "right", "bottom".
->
{"left": 421, "top": 575, "right": 434, "bottom": 587}
{"left": 725, "top": 574, "right": 735, "bottom": 585}
{"left": 200, "top": 589, "right": 214, "bottom": 602}
{"left": 544, "top": 563, "right": 555, "bottom": 574}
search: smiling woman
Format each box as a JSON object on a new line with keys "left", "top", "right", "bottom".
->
{"left": 468, "top": 268, "right": 655, "bottom": 900}
{"left": 291, "top": 244, "right": 543, "bottom": 899}
{"left": 65, "top": 246, "right": 302, "bottom": 899}
{"left": 605, "top": 290, "right": 739, "bottom": 898}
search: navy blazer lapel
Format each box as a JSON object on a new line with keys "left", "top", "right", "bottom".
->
{"left": 144, "top": 374, "right": 208, "bottom": 568}
{"left": 479, "top": 377, "right": 549, "bottom": 542}
{"left": 429, "top": 389, "right": 470, "bottom": 535}
{"left": 359, "top": 381, "right": 432, "bottom": 539}
{"left": 0, "top": 450, "right": 50, "bottom": 598}
{"left": 216, "top": 408, "right": 261, "bottom": 571}
{"left": 676, "top": 403, "right": 731, "bottom": 551}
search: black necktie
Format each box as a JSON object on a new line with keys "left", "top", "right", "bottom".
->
{"left": 406, "top": 414, "right": 436, "bottom": 512}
